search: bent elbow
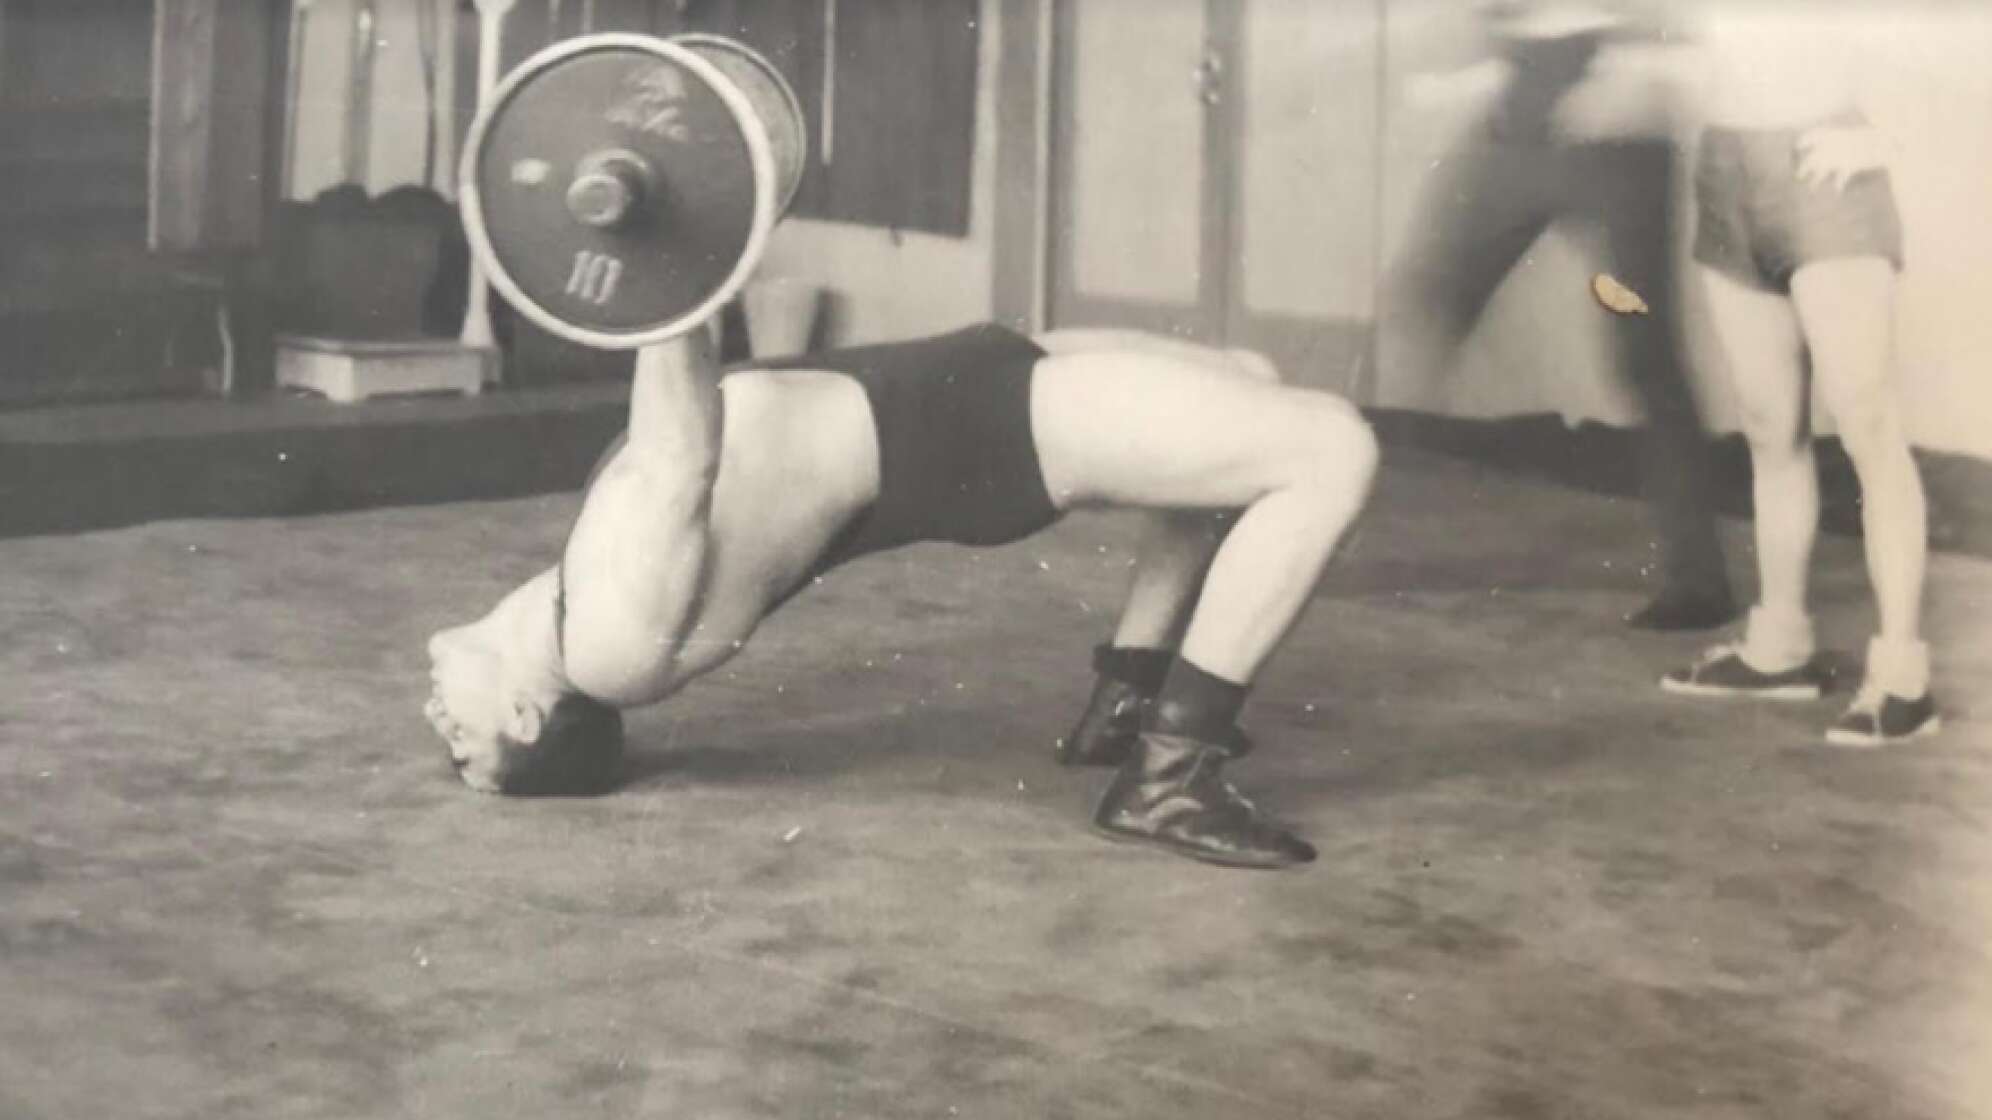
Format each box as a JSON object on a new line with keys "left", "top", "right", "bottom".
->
{"left": 561, "top": 621, "right": 682, "bottom": 709}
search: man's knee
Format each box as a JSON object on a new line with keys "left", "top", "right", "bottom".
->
{"left": 1224, "top": 348, "right": 1281, "bottom": 384}
{"left": 1830, "top": 393, "right": 1909, "bottom": 466}
{"left": 1283, "top": 392, "right": 1379, "bottom": 503}
{"left": 1736, "top": 398, "right": 1808, "bottom": 458}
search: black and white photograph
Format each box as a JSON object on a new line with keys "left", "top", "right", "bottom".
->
{"left": 3, "top": 1, "right": 1990, "bottom": 1116}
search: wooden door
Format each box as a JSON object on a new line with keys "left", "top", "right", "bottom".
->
{"left": 1048, "top": 0, "right": 1227, "bottom": 341}
{"left": 0, "top": 0, "right": 187, "bottom": 403}
{"left": 1047, "top": 0, "right": 1380, "bottom": 392}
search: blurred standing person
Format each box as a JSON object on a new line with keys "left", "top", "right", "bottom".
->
{"left": 1660, "top": 8, "right": 1939, "bottom": 745}
{"left": 1375, "top": 2, "right": 1736, "bottom": 631}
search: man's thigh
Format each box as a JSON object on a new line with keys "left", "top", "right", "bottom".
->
{"left": 1397, "top": 130, "right": 1560, "bottom": 277}
{"left": 1561, "top": 139, "right": 1677, "bottom": 275}
{"left": 1030, "top": 348, "right": 1366, "bottom": 512}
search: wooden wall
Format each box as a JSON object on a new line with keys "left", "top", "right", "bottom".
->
{"left": 150, "top": 0, "right": 279, "bottom": 253}
{"left": 0, "top": 0, "right": 189, "bottom": 404}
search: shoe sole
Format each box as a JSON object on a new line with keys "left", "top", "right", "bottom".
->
{"left": 1088, "top": 822, "right": 1311, "bottom": 871}
{"left": 1659, "top": 676, "right": 1823, "bottom": 702}
{"left": 1823, "top": 715, "right": 1943, "bottom": 749}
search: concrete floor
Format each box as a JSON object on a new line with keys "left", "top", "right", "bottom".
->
{"left": 3, "top": 448, "right": 1989, "bottom": 1120}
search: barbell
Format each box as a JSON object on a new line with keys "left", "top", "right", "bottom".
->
{"left": 459, "top": 33, "right": 808, "bottom": 350}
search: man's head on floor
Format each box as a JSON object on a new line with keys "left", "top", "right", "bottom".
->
{"left": 424, "top": 574, "right": 623, "bottom": 797}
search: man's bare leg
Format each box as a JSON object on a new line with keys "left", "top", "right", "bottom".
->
{"left": 1699, "top": 265, "right": 1821, "bottom": 680}
{"left": 1791, "top": 261, "right": 1927, "bottom": 659}
{"left": 1103, "top": 341, "right": 1278, "bottom": 656}
{"left": 1659, "top": 265, "right": 1832, "bottom": 699}
{"left": 1112, "top": 511, "right": 1231, "bottom": 650}
{"left": 1041, "top": 331, "right": 1275, "bottom": 767}
{"left": 1789, "top": 259, "right": 1939, "bottom": 743}
{"left": 1060, "top": 509, "right": 1231, "bottom": 766}
{"left": 1033, "top": 346, "right": 1378, "bottom": 867}
{"left": 1034, "top": 351, "right": 1375, "bottom": 676}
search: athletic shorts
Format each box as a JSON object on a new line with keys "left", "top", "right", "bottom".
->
{"left": 762, "top": 323, "right": 1058, "bottom": 566}
{"left": 1692, "top": 122, "right": 1903, "bottom": 292}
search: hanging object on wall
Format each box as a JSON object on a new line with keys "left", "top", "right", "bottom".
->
{"left": 281, "top": 0, "right": 316, "bottom": 199}
{"left": 344, "top": 0, "right": 379, "bottom": 186}
{"left": 415, "top": 0, "right": 443, "bottom": 188}
{"left": 460, "top": 0, "right": 520, "bottom": 368}
{"left": 820, "top": 0, "right": 836, "bottom": 164}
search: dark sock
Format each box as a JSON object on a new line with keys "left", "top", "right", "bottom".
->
{"left": 1149, "top": 657, "right": 1250, "bottom": 742}
{"left": 1091, "top": 644, "right": 1173, "bottom": 695}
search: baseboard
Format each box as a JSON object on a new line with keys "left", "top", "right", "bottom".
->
{"left": 1367, "top": 409, "right": 1992, "bottom": 560}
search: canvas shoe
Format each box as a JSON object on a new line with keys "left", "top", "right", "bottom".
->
{"left": 1825, "top": 686, "right": 1941, "bottom": 747}
{"left": 1660, "top": 643, "right": 1826, "bottom": 701}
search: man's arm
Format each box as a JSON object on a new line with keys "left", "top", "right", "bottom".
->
{"left": 558, "top": 332, "right": 725, "bottom": 706}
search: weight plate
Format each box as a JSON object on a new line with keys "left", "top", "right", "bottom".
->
{"left": 460, "top": 35, "right": 777, "bottom": 349}
{"left": 670, "top": 33, "right": 807, "bottom": 214}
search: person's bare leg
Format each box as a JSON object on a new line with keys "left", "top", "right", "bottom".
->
{"left": 1057, "top": 508, "right": 1232, "bottom": 767}
{"left": 1789, "top": 258, "right": 1938, "bottom": 741}
{"left": 1034, "top": 347, "right": 1377, "bottom": 867}
{"left": 1696, "top": 265, "right": 1819, "bottom": 677}
{"left": 1790, "top": 260, "right": 1927, "bottom": 654}
{"left": 1065, "top": 333, "right": 1274, "bottom": 654}
{"left": 1112, "top": 511, "right": 1229, "bottom": 650}
{"left": 1045, "top": 332, "right": 1272, "bottom": 767}
{"left": 1037, "top": 350, "right": 1374, "bottom": 680}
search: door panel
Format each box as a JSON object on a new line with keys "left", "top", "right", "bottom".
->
{"left": 1227, "top": 0, "right": 1378, "bottom": 391}
{"left": 1234, "top": 0, "right": 1375, "bottom": 322}
{"left": 1049, "top": 0, "right": 1217, "bottom": 338}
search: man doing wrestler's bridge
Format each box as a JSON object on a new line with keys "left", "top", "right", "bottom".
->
{"left": 425, "top": 323, "right": 1377, "bottom": 870}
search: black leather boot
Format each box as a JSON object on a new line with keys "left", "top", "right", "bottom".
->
{"left": 1058, "top": 675, "right": 1150, "bottom": 767}
{"left": 1091, "top": 730, "right": 1314, "bottom": 869}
